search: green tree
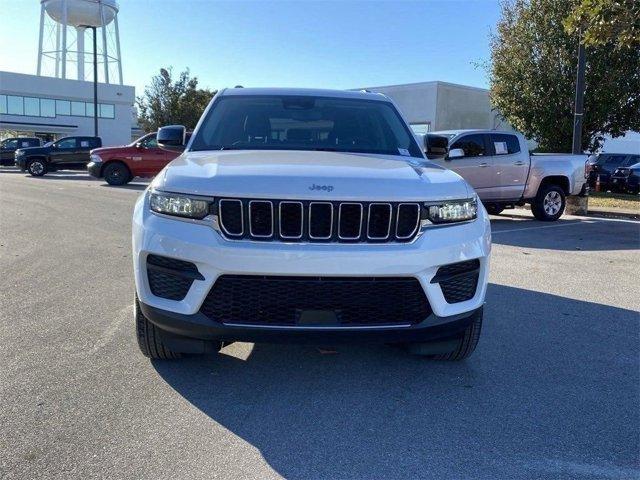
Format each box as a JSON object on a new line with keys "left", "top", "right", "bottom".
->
{"left": 489, "top": 0, "right": 640, "bottom": 152}
{"left": 564, "top": 0, "right": 640, "bottom": 49}
{"left": 136, "top": 68, "right": 215, "bottom": 133}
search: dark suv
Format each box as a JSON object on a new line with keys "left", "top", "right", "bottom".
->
{"left": 15, "top": 136, "right": 102, "bottom": 176}
{"left": 587, "top": 153, "right": 640, "bottom": 191}
{"left": 1, "top": 137, "right": 41, "bottom": 166}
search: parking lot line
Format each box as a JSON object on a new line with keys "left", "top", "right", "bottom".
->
{"left": 493, "top": 216, "right": 638, "bottom": 234}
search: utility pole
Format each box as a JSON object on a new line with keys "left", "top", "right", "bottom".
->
{"left": 572, "top": 37, "right": 586, "bottom": 154}
{"left": 567, "top": 33, "right": 589, "bottom": 215}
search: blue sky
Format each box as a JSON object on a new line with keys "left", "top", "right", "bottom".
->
{"left": 0, "top": 0, "right": 501, "bottom": 95}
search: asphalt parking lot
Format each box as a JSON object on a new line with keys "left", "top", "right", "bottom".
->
{"left": 1, "top": 169, "right": 639, "bottom": 480}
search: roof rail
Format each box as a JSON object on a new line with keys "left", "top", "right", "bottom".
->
{"left": 234, "top": 85, "right": 244, "bottom": 88}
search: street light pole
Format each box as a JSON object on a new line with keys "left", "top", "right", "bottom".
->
{"left": 91, "top": 26, "right": 98, "bottom": 137}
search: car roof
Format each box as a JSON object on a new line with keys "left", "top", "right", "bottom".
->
{"left": 431, "top": 129, "right": 519, "bottom": 136}
{"left": 219, "top": 87, "right": 390, "bottom": 102}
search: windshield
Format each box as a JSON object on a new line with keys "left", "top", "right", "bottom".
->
{"left": 190, "top": 95, "right": 423, "bottom": 158}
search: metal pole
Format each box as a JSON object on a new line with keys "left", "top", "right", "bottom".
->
{"left": 77, "top": 26, "right": 85, "bottom": 81}
{"left": 61, "top": 0, "right": 67, "bottom": 79}
{"left": 100, "top": 3, "right": 109, "bottom": 84}
{"left": 113, "top": 14, "right": 123, "bottom": 85}
{"left": 55, "top": 23, "right": 60, "bottom": 77}
{"left": 37, "top": 2, "right": 45, "bottom": 75}
{"left": 92, "top": 26, "right": 98, "bottom": 137}
{"left": 572, "top": 39, "right": 586, "bottom": 154}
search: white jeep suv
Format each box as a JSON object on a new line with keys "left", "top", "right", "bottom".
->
{"left": 132, "top": 88, "right": 491, "bottom": 360}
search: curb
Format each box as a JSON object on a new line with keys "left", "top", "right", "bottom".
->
{"left": 585, "top": 208, "right": 639, "bottom": 221}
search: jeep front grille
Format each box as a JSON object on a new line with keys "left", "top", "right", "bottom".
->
{"left": 217, "top": 199, "right": 421, "bottom": 243}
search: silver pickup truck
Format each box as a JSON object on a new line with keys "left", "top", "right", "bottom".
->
{"left": 422, "top": 129, "right": 588, "bottom": 221}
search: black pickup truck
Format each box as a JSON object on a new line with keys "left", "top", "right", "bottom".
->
{"left": 15, "top": 136, "right": 102, "bottom": 176}
{"left": 1, "top": 137, "right": 41, "bottom": 166}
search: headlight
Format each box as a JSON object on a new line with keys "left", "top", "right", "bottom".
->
{"left": 425, "top": 198, "right": 477, "bottom": 224}
{"left": 149, "top": 191, "right": 211, "bottom": 219}
{"left": 90, "top": 154, "right": 102, "bottom": 163}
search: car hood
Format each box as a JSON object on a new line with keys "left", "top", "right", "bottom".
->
{"left": 16, "top": 146, "right": 49, "bottom": 155}
{"left": 92, "top": 145, "right": 135, "bottom": 156}
{"left": 151, "top": 150, "right": 472, "bottom": 201}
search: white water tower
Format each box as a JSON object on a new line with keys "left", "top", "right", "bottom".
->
{"left": 37, "top": 0, "right": 123, "bottom": 85}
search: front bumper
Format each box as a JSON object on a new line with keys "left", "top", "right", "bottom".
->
{"left": 140, "top": 299, "right": 481, "bottom": 348}
{"left": 15, "top": 157, "right": 26, "bottom": 169}
{"left": 87, "top": 161, "right": 103, "bottom": 178}
{"left": 133, "top": 192, "right": 491, "bottom": 344}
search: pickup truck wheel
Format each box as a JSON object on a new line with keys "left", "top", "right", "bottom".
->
{"left": 531, "top": 184, "right": 565, "bottom": 221}
{"left": 485, "top": 204, "right": 505, "bottom": 215}
{"left": 406, "top": 308, "right": 483, "bottom": 360}
{"left": 135, "top": 294, "right": 182, "bottom": 360}
{"left": 104, "top": 162, "right": 131, "bottom": 186}
{"left": 27, "top": 159, "right": 47, "bottom": 177}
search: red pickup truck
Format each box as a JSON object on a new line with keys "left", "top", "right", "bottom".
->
{"left": 87, "top": 132, "right": 187, "bottom": 185}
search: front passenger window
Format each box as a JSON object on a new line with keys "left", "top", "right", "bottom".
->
{"left": 450, "top": 134, "right": 485, "bottom": 157}
{"left": 56, "top": 138, "right": 76, "bottom": 149}
{"left": 142, "top": 136, "right": 158, "bottom": 148}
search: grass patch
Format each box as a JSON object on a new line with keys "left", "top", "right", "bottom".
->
{"left": 589, "top": 192, "right": 639, "bottom": 211}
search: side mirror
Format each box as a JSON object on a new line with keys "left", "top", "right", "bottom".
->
{"left": 423, "top": 134, "right": 449, "bottom": 160}
{"left": 157, "top": 125, "right": 186, "bottom": 151}
{"left": 447, "top": 148, "right": 465, "bottom": 160}
{"left": 135, "top": 142, "right": 143, "bottom": 149}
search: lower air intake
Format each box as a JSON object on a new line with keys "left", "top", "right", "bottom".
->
{"left": 432, "top": 259, "right": 480, "bottom": 304}
{"left": 200, "top": 275, "right": 431, "bottom": 327}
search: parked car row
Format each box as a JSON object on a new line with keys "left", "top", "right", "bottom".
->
{"left": 6, "top": 133, "right": 187, "bottom": 184}
{"left": 4, "top": 130, "right": 635, "bottom": 210}
{"left": 586, "top": 152, "right": 640, "bottom": 194}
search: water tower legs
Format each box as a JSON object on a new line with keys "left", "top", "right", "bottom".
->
{"left": 77, "top": 26, "right": 85, "bottom": 81}
{"left": 37, "top": 2, "right": 45, "bottom": 76}
{"left": 36, "top": 0, "right": 123, "bottom": 85}
{"left": 60, "top": 0, "right": 67, "bottom": 79}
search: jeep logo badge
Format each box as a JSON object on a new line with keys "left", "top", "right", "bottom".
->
{"left": 309, "top": 184, "right": 334, "bottom": 193}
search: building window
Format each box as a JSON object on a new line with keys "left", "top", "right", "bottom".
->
{"left": 41, "top": 98, "right": 55, "bottom": 117}
{"left": 71, "top": 101, "right": 85, "bottom": 116}
{"left": 55, "top": 100, "right": 71, "bottom": 116}
{"left": 0, "top": 94, "right": 115, "bottom": 120}
{"left": 7, "top": 96, "right": 24, "bottom": 115}
{"left": 24, "top": 97, "right": 40, "bottom": 116}
{"left": 99, "top": 104, "right": 114, "bottom": 119}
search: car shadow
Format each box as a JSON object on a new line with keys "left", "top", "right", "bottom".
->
{"left": 151, "top": 284, "right": 639, "bottom": 479}
{"left": 25, "top": 172, "right": 96, "bottom": 181}
{"left": 491, "top": 215, "right": 640, "bottom": 251}
{"left": 99, "top": 182, "right": 149, "bottom": 191}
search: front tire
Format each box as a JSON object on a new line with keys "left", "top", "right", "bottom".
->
{"left": 27, "top": 159, "right": 47, "bottom": 177}
{"left": 531, "top": 184, "right": 565, "bottom": 221}
{"left": 407, "top": 308, "right": 483, "bottom": 361}
{"left": 135, "top": 294, "right": 182, "bottom": 360}
{"left": 104, "top": 162, "right": 131, "bottom": 186}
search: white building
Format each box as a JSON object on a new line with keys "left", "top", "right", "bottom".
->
{"left": 0, "top": 70, "right": 136, "bottom": 145}
{"left": 360, "top": 81, "right": 509, "bottom": 134}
